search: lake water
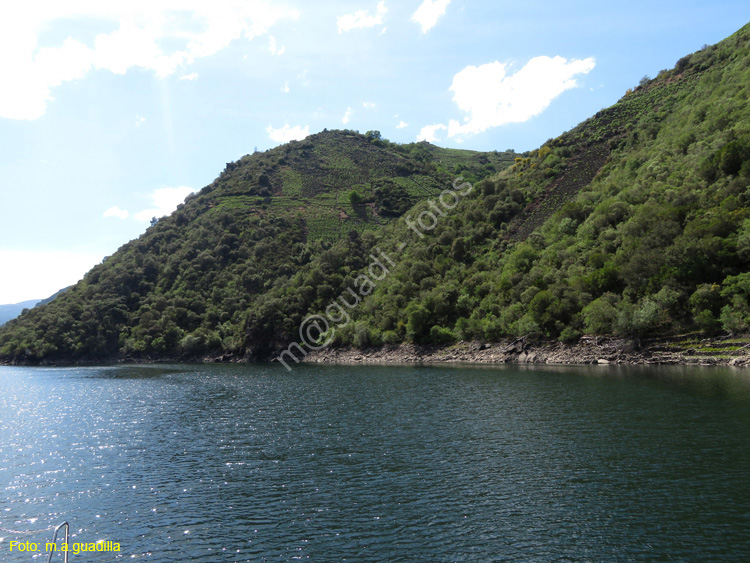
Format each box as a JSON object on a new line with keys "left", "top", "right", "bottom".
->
{"left": 1, "top": 363, "right": 750, "bottom": 562}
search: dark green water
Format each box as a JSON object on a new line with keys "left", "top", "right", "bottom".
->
{"left": 1, "top": 363, "right": 749, "bottom": 562}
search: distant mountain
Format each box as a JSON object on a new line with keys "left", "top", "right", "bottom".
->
{"left": 0, "top": 300, "right": 41, "bottom": 327}
{"left": 34, "top": 286, "right": 71, "bottom": 308}
{"left": 0, "top": 287, "right": 72, "bottom": 328}
{"left": 0, "top": 286, "right": 73, "bottom": 326}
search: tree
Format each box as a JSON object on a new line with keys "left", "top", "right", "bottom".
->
{"left": 406, "top": 304, "right": 431, "bottom": 342}
{"left": 718, "top": 140, "right": 747, "bottom": 176}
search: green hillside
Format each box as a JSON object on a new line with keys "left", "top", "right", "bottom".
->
{"left": 242, "top": 22, "right": 750, "bottom": 356}
{"left": 0, "top": 131, "right": 514, "bottom": 363}
{"left": 2, "top": 22, "right": 750, "bottom": 365}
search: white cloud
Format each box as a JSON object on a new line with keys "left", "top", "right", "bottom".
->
{"left": 101, "top": 186, "right": 197, "bottom": 223}
{"left": 337, "top": 1, "right": 387, "bottom": 33}
{"left": 362, "top": 101, "right": 376, "bottom": 109}
{"left": 0, "top": 1, "right": 299, "bottom": 120}
{"left": 342, "top": 107, "right": 353, "bottom": 124}
{"left": 267, "top": 36, "right": 285, "bottom": 56}
{"left": 0, "top": 249, "right": 104, "bottom": 304}
{"left": 133, "top": 186, "right": 197, "bottom": 221}
{"left": 417, "top": 123, "right": 446, "bottom": 143}
{"left": 443, "top": 56, "right": 596, "bottom": 139}
{"left": 281, "top": 81, "right": 290, "bottom": 93}
{"left": 266, "top": 123, "right": 310, "bottom": 143}
{"left": 135, "top": 115, "right": 146, "bottom": 127}
{"left": 412, "top": 0, "right": 451, "bottom": 33}
{"left": 103, "top": 206, "right": 130, "bottom": 219}
{"left": 180, "top": 72, "right": 199, "bottom": 81}
{"left": 396, "top": 120, "right": 408, "bottom": 129}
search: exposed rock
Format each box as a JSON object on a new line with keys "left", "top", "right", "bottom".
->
{"left": 302, "top": 336, "right": 750, "bottom": 368}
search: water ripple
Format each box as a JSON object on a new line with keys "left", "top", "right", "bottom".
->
{"left": 1, "top": 363, "right": 750, "bottom": 561}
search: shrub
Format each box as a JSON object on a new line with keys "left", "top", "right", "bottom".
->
{"left": 676, "top": 132, "right": 696, "bottom": 155}
{"left": 406, "top": 304, "right": 432, "bottom": 342}
{"left": 694, "top": 310, "right": 722, "bottom": 334}
{"left": 698, "top": 156, "right": 717, "bottom": 182}
{"left": 720, "top": 305, "right": 748, "bottom": 335}
{"left": 582, "top": 293, "right": 621, "bottom": 334}
{"left": 558, "top": 326, "right": 581, "bottom": 343}
{"left": 512, "top": 314, "right": 541, "bottom": 337}
{"left": 352, "top": 322, "right": 372, "bottom": 348}
{"left": 382, "top": 330, "right": 400, "bottom": 345}
{"left": 429, "top": 325, "right": 456, "bottom": 344}
{"left": 719, "top": 273, "right": 750, "bottom": 334}
{"left": 689, "top": 284, "right": 723, "bottom": 323}
{"left": 718, "top": 140, "right": 747, "bottom": 176}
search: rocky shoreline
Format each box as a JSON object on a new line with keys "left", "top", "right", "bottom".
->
{"left": 4, "top": 335, "right": 750, "bottom": 368}
{"left": 303, "top": 335, "right": 750, "bottom": 368}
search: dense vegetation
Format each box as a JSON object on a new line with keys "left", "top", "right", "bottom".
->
{"left": 235, "top": 23, "right": 750, "bottom": 356}
{"left": 0, "top": 131, "right": 514, "bottom": 362}
{"left": 2, "top": 23, "right": 750, "bottom": 364}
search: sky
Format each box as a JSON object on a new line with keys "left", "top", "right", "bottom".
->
{"left": 0, "top": 1, "right": 748, "bottom": 304}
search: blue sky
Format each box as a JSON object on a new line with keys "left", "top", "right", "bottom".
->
{"left": 0, "top": 1, "right": 748, "bottom": 304}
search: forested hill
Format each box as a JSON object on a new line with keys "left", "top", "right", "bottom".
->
{"left": 3, "top": 22, "right": 750, "bottom": 366}
{"left": 0, "top": 131, "right": 515, "bottom": 364}
{"left": 238, "top": 22, "right": 750, "bottom": 357}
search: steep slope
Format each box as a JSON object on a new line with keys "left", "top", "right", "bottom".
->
{"left": 242, "top": 22, "right": 750, "bottom": 356}
{"left": 0, "top": 131, "right": 514, "bottom": 364}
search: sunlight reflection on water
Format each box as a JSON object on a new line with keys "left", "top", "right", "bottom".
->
{"left": 1, "top": 363, "right": 749, "bottom": 562}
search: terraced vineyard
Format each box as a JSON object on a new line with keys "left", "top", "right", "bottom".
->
{"left": 191, "top": 130, "right": 517, "bottom": 242}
